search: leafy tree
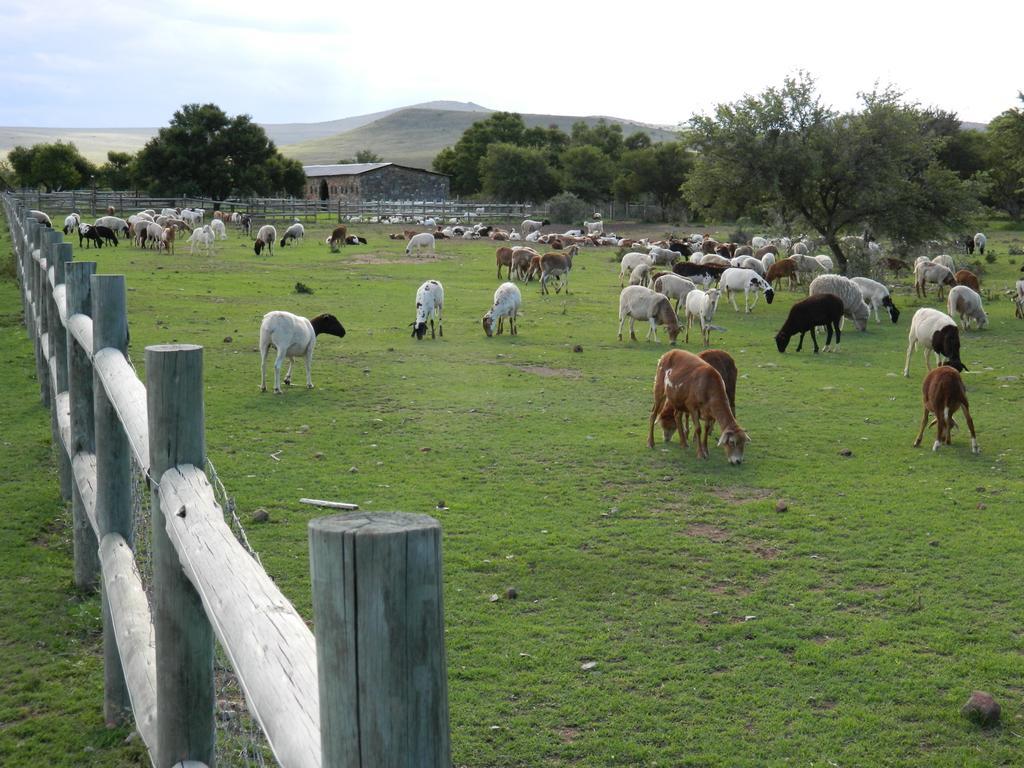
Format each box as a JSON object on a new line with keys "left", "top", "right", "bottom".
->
{"left": 615, "top": 141, "right": 693, "bottom": 219}
{"left": 684, "top": 73, "right": 977, "bottom": 271}
{"left": 99, "top": 151, "right": 136, "bottom": 189}
{"left": 479, "top": 143, "right": 559, "bottom": 202}
{"left": 339, "top": 149, "right": 383, "bottom": 163}
{"left": 7, "top": 141, "right": 96, "bottom": 191}
{"left": 982, "top": 94, "right": 1024, "bottom": 219}
{"left": 135, "top": 103, "right": 304, "bottom": 199}
{"left": 624, "top": 132, "right": 652, "bottom": 151}
{"left": 432, "top": 111, "right": 528, "bottom": 195}
{"left": 0, "top": 158, "right": 13, "bottom": 190}
{"left": 923, "top": 110, "right": 989, "bottom": 180}
{"left": 561, "top": 145, "right": 616, "bottom": 203}
{"left": 570, "top": 119, "right": 625, "bottom": 160}
{"left": 522, "top": 125, "right": 570, "bottom": 168}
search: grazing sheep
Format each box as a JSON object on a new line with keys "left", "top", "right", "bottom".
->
{"left": 62, "top": 213, "right": 81, "bottom": 235}
{"left": 617, "top": 286, "right": 681, "bottom": 344}
{"left": 812, "top": 254, "right": 834, "bottom": 273}
{"left": 406, "top": 232, "right": 435, "bottom": 256}
{"left": 647, "top": 349, "right": 750, "bottom": 464}
{"left": 93, "top": 216, "right": 129, "bottom": 238}
{"left": 254, "top": 225, "right": 277, "bottom": 256}
{"left": 1014, "top": 278, "right": 1024, "bottom": 319}
{"left": 77, "top": 224, "right": 104, "bottom": 249}
{"left": 647, "top": 245, "right": 678, "bottom": 266}
{"left": 411, "top": 280, "right": 444, "bottom": 340}
{"left": 946, "top": 285, "right": 988, "bottom": 330}
{"left": 28, "top": 210, "right": 52, "bottom": 227}
{"left": 733, "top": 255, "right": 766, "bottom": 276}
{"left": 280, "top": 222, "right": 304, "bottom": 248}
{"left": 775, "top": 294, "right": 843, "bottom": 353}
{"left": 159, "top": 226, "right": 175, "bottom": 255}
{"left": 653, "top": 273, "right": 698, "bottom": 312}
{"left": 902, "top": 308, "right": 966, "bottom": 377}
{"left": 188, "top": 225, "right": 215, "bottom": 256}
{"left": 619, "top": 252, "right": 654, "bottom": 286}
{"left": 974, "top": 232, "right": 986, "bottom": 255}
{"left": 850, "top": 276, "right": 901, "bottom": 324}
{"left": 718, "top": 268, "right": 774, "bottom": 313}
{"left": 673, "top": 261, "right": 726, "bottom": 287}
{"left": 914, "top": 261, "right": 956, "bottom": 298}
{"left": 258, "top": 310, "right": 346, "bottom": 394}
{"left": 511, "top": 246, "right": 540, "bottom": 281}
{"left": 953, "top": 269, "right": 980, "bottom": 293}
{"left": 483, "top": 282, "right": 522, "bottom": 336}
{"left": 629, "top": 262, "right": 652, "bottom": 288}
{"left": 765, "top": 257, "right": 798, "bottom": 290}
{"left": 495, "top": 246, "right": 514, "bottom": 279}
{"left": 657, "top": 349, "right": 738, "bottom": 446}
{"left": 540, "top": 246, "right": 576, "bottom": 295}
{"left": 326, "top": 225, "right": 348, "bottom": 251}
{"left": 880, "top": 257, "right": 912, "bottom": 277}
{"left": 913, "top": 365, "right": 978, "bottom": 454}
{"left": 521, "top": 218, "right": 550, "bottom": 237}
{"left": 808, "top": 274, "right": 870, "bottom": 331}
{"left": 931, "top": 253, "right": 956, "bottom": 273}
{"left": 205, "top": 218, "right": 225, "bottom": 241}
{"left": 684, "top": 288, "right": 722, "bottom": 348}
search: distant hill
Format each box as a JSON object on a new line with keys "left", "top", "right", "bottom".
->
{"left": 278, "top": 107, "right": 683, "bottom": 169}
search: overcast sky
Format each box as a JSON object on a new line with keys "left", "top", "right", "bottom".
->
{"left": 2, "top": 0, "right": 1021, "bottom": 129}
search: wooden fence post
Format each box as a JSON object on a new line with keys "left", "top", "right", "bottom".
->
{"left": 48, "top": 238, "right": 74, "bottom": 503}
{"left": 146, "top": 343, "right": 215, "bottom": 768}
{"left": 309, "top": 512, "right": 451, "bottom": 768}
{"left": 87, "top": 272, "right": 134, "bottom": 722}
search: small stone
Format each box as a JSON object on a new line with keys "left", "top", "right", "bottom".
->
{"left": 838, "top": 449, "right": 853, "bottom": 457}
{"left": 573, "top": 344, "right": 583, "bottom": 353}
{"left": 775, "top": 500, "right": 788, "bottom": 513}
{"left": 251, "top": 508, "right": 269, "bottom": 523}
{"left": 961, "top": 691, "right": 1000, "bottom": 727}
{"left": 223, "top": 336, "right": 233, "bottom": 343}
{"left": 488, "top": 594, "right": 500, "bottom": 603}
{"left": 505, "top": 587, "right": 518, "bottom": 600}
{"left": 977, "top": 502, "right": 987, "bottom": 510}
{"left": 581, "top": 661, "right": 598, "bottom": 671}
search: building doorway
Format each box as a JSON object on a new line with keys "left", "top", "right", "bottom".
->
{"left": 319, "top": 179, "right": 329, "bottom": 201}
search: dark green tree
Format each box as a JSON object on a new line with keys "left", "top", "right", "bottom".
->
{"left": 624, "top": 132, "right": 652, "bottom": 151}
{"left": 982, "top": 94, "right": 1024, "bottom": 219}
{"left": 615, "top": 141, "right": 693, "bottom": 220}
{"left": 683, "top": 74, "right": 978, "bottom": 271}
{"left": 135, "top": 103, "right": 304, "bottom": 199}
{"left": 7, "top": 141, "right": 96, "bottom": 191}
{"left": 432, "top": 111, "right": 528, "bottom": 195}
{"left": 479, "top": 143, "right": 560, "bottom": 202}
{"left": 561, "top": 145, "right": 616, "bottom": 203}
{"left": 570, "top": 119, "right": 625, "bottom": 160}
{"left": 99, "top": 151, "right": 136, "bottom": 189}
{"left": 339, "top": 149, "right": 383, "bottom": 163}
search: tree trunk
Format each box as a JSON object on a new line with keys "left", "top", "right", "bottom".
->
{"left": 826, "top": 234, "right": 848, "bottom": 274}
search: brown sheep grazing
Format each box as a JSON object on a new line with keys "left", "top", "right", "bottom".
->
{"left": 954, "top": 269, "right": 980, "bottom": 293}
{"left": 913, "top": 365, "right": 979, "bottom": 453}
{"left": 766, "top": 257, "right": 798, "bottom": 290}
{"left": 496, "top": 246, "right": 514, "bottom": 279}
{"left": 658, "top": 349, "right": 738, "bottom": 445}
{"left": 647, "top": 349, "right": 749, "bottom": 464}
{"left": 326, "top": 225, "right": 348, "bottom": 252}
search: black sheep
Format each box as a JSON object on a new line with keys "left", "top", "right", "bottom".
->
{"left": 775, "top": 293, "right": 843, "bottom": 354}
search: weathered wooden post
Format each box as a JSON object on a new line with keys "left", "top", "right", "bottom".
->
{"left": 48, "top": 237, "right": 73, "bottom": 503}
{"left": 146, "top": 343, "right": 215, "bottom": 768}
{"left": 86, "top": 272, "right": 134, "bottom": 721}
{"left": 309, "top": 512, "right": 451, "bottom": 768}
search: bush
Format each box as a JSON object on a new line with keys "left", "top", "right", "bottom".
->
{"left": 546, "top": 192, "right": 589, "bottom": 226}
{"left": 985, "top": 252, "right": 997, "bottom": 264}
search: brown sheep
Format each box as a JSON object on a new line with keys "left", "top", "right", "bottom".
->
{"left": 326, "top": 225, "right": 348, "bottom": 252}
{"left": 658, "top": 349, "right": 738, "bottom": 445}
{"left": 954, "top": 269, "right": 980, "bottom": 293}
{"left": 766, "top": 257, "right": 798, "bottom": 290}
{"left": 913, "top": 365, "right": 978, "bottom": 453}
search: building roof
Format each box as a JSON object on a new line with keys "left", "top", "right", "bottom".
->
{"left": 303, "top": 162, "right": 447, "bottom": 178}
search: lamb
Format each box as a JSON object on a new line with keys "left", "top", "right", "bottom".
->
{"left": 511, "top": 246, "right": 540, "bottom": 281}
{"left": 77, "top": 224, "right": 103, "bottom": 249}
{"left": 733, "top": 255, "right": 766, "bottom": 276}
{"left": 718, "top": 267, "right": 774, "bottom": 313}
{"left": 254, "top": 225, "right": 277, "bottom": 256}
{"left": 931, "top": 253, "right": 956, "bottom": 273}
{"left": 647, "top": 349, "right": 750, "bottom": 464}
{"left": 765, "top": 257, "right": 798, "bottom": 290}
{"left": 540, "top": 247, "right": 577, "bottom": 295}
{"left": 973, "top": 232, "right": 986, "bottom": 255}
{"left": 684, "top": 288, "right": 722, "bottom": 348}
{"left": 210, "top": 218, "right": 228, "bottom": 241}
{"left": 411, "top": 280, "right": 444, "bottom": 340}
{"left": 406, "top": 232, "right": 435, "bottom": 256}
{"left": 144, "top": 222, "right": 165, "bottom": 249}
{"left": 953, "top": 269, "right": 980, "bottom": 293}
{"left": 495, "top": 246, "right": 515, "bottom": 279}
{"left": 656, "top": 349, "right": 738, "bottom": 445}
{"left": 647, "top": 245, "right": 678, "bottom": 265}
{"left": 482, "top": 282, "right": 522, "bottom": 337}
{"left": 808, "top": 274, "right": 870, "bottom": 331}
{"left": 946, "top": 285, "right": 988, "bottom": 330}
{"left": 912, "top": 365, "right": 978, "bottom": 453}
{"left": 521, "top": 218, "right": 550, "bottom": 237}
{"left": 652, "top": 273, "right": 698, "bottom": 312}
{"left": 902, "top": 308, "right": 966, "bottom": 376}
{"left": 629, "top": 262, "right": 652, "bottom": 288}
{"left": 188, "top": 225, "right": 215, "bottom": 256}
{"left": 850, "top": 276, "right": 901, "bottom": 324}
{"left": 914, "top": 261, "right": 956, "bottom": 298}
{"left": 62, "top": 213, "right": 81, "bottom": 235}
{"left": 259, "top": 310, "right": 346, "bottom": 394}
{"left": 775, "top": 293, "right": 843, "bottom": 353}
{"left": 791, "top": 253, "right": 826, "bottom": 282}
{"left": 619, "top": 252, "right": 654, "bottom": 286}
{"left": 159, "top": 226, "right": 175, "bottom": 255}
{"left": 326, "top": 225, "right": 348, "bottom": 252}
{"left": 280, "top": 222, "right": 305, "bottom": 248}
{"left": 617, "top": 286, "right": 681, "bottom": 344}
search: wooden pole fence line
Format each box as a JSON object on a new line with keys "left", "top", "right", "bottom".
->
{"left": 3, "top": 192, "right": 452, "bottom": 768}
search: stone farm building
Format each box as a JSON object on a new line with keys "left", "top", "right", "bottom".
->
{"left": 303, "top": 163, "right": 450, "bottom": 202}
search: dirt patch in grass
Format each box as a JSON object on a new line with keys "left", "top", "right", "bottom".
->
{"left": 514, "top": 365, "right": 582, "bottom": 379}
{"left": 749, "top": 543, "right": 781, "bottom": 559}
{"left": 684, "top": 523, "right": 730, "bottom": 542}
{"left": 557, "top": 727, "right": 582, "bottom": 744}
{"left": 707, "top": 486, "right": 774, "bottom": 504}
{"left": 346, "top": 253, "right": 454, "bottom": 265}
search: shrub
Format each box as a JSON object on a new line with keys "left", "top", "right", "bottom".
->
{"left": 546, "top": 192, "right": 589, "bottom": 226}
{"left": 985, "top": 252, "right": 997, "bottom": 264}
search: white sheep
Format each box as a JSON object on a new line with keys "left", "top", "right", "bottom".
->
{"left": 1016, "top": 279, "right": 1024, "bottom": 320}
{"left": 412, "top": 280, "right": 444, "bottom": 340}
{"left": 629, "top": 262, "right": 652, "bottom": 287}
{"left": 62, "top": 213, "right": 81, "bottom": 235}
{"left": 210, "top": 218, "right": 228, "bottom": 241}
{"left": 653, "top": 273, "right": 698, "bottom": 312}
{"left": 974, "top": 233, "right": 987, "bottom": 255}
{"left": 482, "top": 282, "right": 522, "bottom": 336}
{"left": 808, "top": 274, "right": 870, "bottom": 331}
{"left": 812, "top": 254, "right": 834, "bottom": 273}
{"left": 684, "top": 288, "right": 722, "bottom": 348}
{"left": 188, "top": 225, "right": 215, "bottom": 256}
{"left": 914, "top": 261, "right": 955, "bottom": 298}
{"left": 647, "top": 245, "right": 678, "bottom": 266}
{"left": 259, "top": 310, "right": 346, "bottom": 394}
{"left": 931, "top": 253, "right": 956, "bottom": 272}
{"left": 617, "top": 286, "right": 681, "bottom": 344}
{"left": 718, "top": 267, "right": 774, "bottom": 313}
{"left": 946, "top": 285, "right": 988, "bottom": 330}
{"left": 279, "top": 222, "right": 304, "bottom": 247}
{"left": 619, "top": 252, "right": 653, "bottom": 286}
{"left": 760, "top": 252, "right": 776, "bottom": 271}
{"left": 254, "top": 225, "right": 277, "bottom": 256}
{"left": 28, "top": 210, "right": 52, "bottom": 227}
{"left": 406, "top": 232, "right": 436, "bottom": 256}
{"left": 850, "top": 276, "right": 901, "bottom": 324}
{"left": 903, "top": 308, "right": 966, "bottom": 377}
{"left": 733, "top": 255, "right": 766, "bottom": 276}
{"left": 521, "top": 219, "right": 549, "bottom": 237}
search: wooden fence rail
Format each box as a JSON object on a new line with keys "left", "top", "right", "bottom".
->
{"left": 3, "top": 192, "right": 451, "bottom": 768}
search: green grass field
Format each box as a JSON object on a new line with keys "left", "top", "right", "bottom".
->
{"left": 2, "top": 212, "right": 1023, "bottom": 767}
